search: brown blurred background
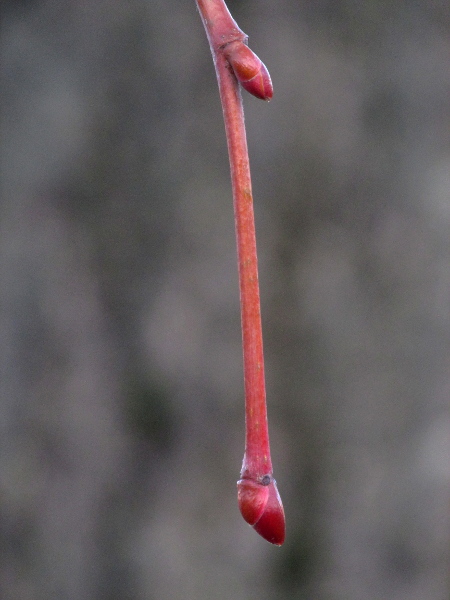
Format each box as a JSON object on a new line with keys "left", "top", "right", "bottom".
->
{"left": 1, "top": 1, "right": 449, "bottom": 599}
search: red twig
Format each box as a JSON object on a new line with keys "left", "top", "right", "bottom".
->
{"left": 196, "top": 0, "right": 285, "bottom": 545}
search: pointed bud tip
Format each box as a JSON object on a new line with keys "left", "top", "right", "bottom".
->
{"left": 240, "top": 61, "right": 273, "bottom": 101}
{"left": 252, "top": 479, "right": 285, "bottom": 545}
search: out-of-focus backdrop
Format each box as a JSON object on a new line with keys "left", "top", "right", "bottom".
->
{"left": 1, "top": 1, "right": 449, "bottom": 599}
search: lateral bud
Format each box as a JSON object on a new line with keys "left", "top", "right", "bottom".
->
{"left": 225, "top": 42, "right": 273, "bottom": 101}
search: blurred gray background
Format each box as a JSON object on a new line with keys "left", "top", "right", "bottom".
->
{"left": 1, "top": 1, "right": 449, "bottom": 599}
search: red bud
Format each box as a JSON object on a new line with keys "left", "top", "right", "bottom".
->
{"left": 237, "top": 477, "right": 285, "bottom": 545}
{"left": 225, "top": 42, "right": 273, "bottom": 101}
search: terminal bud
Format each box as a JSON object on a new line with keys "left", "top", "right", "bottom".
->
{"left": 237, "top": 477, "right": 285, "bottom": 545}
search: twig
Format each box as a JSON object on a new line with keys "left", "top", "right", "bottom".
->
{"left": 195, "top": 0, "right": 285, "bottom": 545}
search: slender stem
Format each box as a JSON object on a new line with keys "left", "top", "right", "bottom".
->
{"left": 196, "top": 0, "right": 285, "bottom": 545}
{"left": 197, "top": 0, "right": 271, "bottom": 480}
{"left": 219, "top": 60, "right": 272, "bottom": 482}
